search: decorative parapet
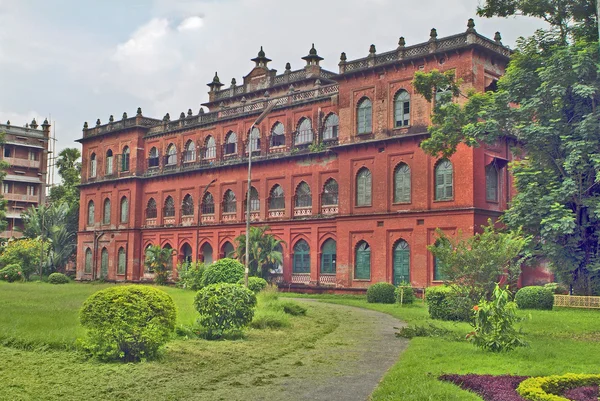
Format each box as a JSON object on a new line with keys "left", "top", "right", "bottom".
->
{"left": 82, "top": 114, "right": 160, "bottom": 139}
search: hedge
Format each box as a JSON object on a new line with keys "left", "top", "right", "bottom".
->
{"left": 367, "top": 282, "right": 396, "bottom": 304}
{"left": 425, "top": 286, "right": 474, "bottom": 322}
{"left": 515, "top": 286, "right": 554, "bottom": 310}
{"left": 517, "top": 373, "right": 600, "bottom": 401}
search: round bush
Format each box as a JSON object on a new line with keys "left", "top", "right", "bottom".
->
{"left": 238, "top": 276, "right": 268, "bottom": 293}
{"left": 79, "top": 285, "right": 177, "bottom": 362}
{"left": 201, "top": 258, "right": 244, "bottom": 287}
{"left": 194, "top": 283, "right": 257, "bottom": 339}
{"left": 48, "top": 272, "right": 70, "bottom": 284}
{"left": 0, "top": 264, "right": 23, "bottom": 282}
{"left": 367, "top": 282, "right": 396, "bottom": 304}
{"left": 396, "top": 285, "right": 416, "bottom": 305}
{"left": 515, "top": 286, "right": 554, "bottom": 310}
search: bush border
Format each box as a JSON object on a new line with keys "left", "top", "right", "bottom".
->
{"left": 517, "top": 373, "right": 600, "bottom": 401}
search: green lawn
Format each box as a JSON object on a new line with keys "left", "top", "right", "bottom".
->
{"left": 284, "top": 294, "right": 600, "bottom": 400}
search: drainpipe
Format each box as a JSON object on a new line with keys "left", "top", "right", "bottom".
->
{"left": 92, "top": 231, "right": 104, "bottom": 280}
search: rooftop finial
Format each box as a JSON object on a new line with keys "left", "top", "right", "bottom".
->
{"left": 494, "top": 31, "right": 502, "bottom": 43}
{"left": 369, "top": 44, "right": 376, "bottom": 54}
{"left": 302, "top": 44, "right": 323, "bottom": 66}
{"left": 258, "top": 46, "right": 265, "bottom": 57}
{"left": 309, "top": 43, "right": 317, "bottom": 55}
{"left": 96, "top": 118, "right": 101, "bottom": 126}
{"left": 180, "top": 112, "right": 185, "bottom": 119}
{"left": 136, "top": 107, "right": 142, "bottom": 116}
{"left": 30, "top": 118, "right": 38, "bottom": 129}
{"left": 467, "top": 18, "right": 476, "bottom": 32}
{"left": 187, "top": 109, "right": 193, "bottom": 116}
{"left": 109, "top": 115, "right": 114, "bottom": 123}
{"left": 398, "top": 37, "right": 406, "bottom": 48}
{"left": 122, "top": 112, "right": 128, "bottom": 119}
{"left": 207, "top": 71, "right": 224, "bottom": 91}
{"left": 163, "top": 113, "right": 170, "bottom": 122}
{"left": 83, "top": 121, "right": 88, "bottom": 129}
{"left": 6, "top": 120, "right": 10, "bottom": 126}
{"left": 285, "top": 62, "right": 291, "bottom": 71}
{"left": 231, "top": 77, "right": 236, "bottom": 87}
{"left": 430, "top": 28, "right": 438, "bottom": 40}
{"left": 340, "top": 52, "right": 347, "bottom": 62}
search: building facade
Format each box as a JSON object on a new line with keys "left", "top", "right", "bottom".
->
{"left": 0, "top": 119, "right": 50, "bottom": 238}
{"left": 76, "top": 21, "right": 514, "bottom": 290}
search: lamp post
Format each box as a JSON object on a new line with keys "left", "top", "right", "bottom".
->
{"left": 245, "top": 101, "right": 276, "bottom": 287}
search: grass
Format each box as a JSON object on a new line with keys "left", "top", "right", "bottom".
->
{"left": 283, "top": 294, "right": 600, "bottom": 401}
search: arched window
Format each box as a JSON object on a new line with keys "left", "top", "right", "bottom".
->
{"left": 103, "top": 198, "right": 111, "bottom": 225}
{"left": 84, "top": 248, "right": 92, "bottom": 274}
{"left": 182, "top": 194, "right": 194, "bottom": 216}
{"left": 201, "top": 243, "right": 213, "bottom": 264}
{"left": 322, "top": 179, "right": 338, "bottom": 206}
{"left": 166, "top": 144, "right": 177, "bottom": 165}
{"left": 121, "top": 146, "right": 130, "bottom": 172}
{"left": 486, "top": 164, "right": 499, "bottom": 202}
{"left": 393, "top": 240, "right": 410, "bottom": 285}
{"left": 357, "top": 98, "right": 372, "bottom": 135}
{"left": 323, "top": 113, "right": 339, "bottom": 140}
{"left": 394, "top": 90, "right": 411, "bottom": 127}
{"left": 321, "top": 239, "right": 336, "bottom": 274}
{"left": 435, "top": 160, "right": 453, "bottom": 201}
{"left": 225, "top": 131, "right": 237, "bottom": 155}
{"left": 149, "top": 147, "right": 159, "bottom": 168}
{"left": 87, "top": 200, "right": 95, "bottom": 226}
{"left": 295, "top": 182, "right": 312, "bottom": 208}
{"left": 146, "top": 198, "right": 157, "bottom": 219}
{"left": 222, "top": 241, "right": 234, "bottom": 258}
{"left": 120, "top": 196, "right": 128, "bottom": 223}
{"left": 271, "top": 122, "right": 285, "bottom": 147}
{"left": 248, "top": 127, "right": 260, "bottom": 153}
{"left": 293, "top": 239, "right": 310, "bottom": 273}
{"left": 181, "top": 243, "right": 193, "bottom": 264}
{"left": 355, "top": 241, "right": 371, "bottom": 279}
{"left": 223, "top": 190, "right": 236, "bottom": 213}
{"left": 202, "top": 192, "right": 215, "bottom": 215}
{"left": 295, "top": 118, "right": 313, "bottom": 144}
{"left": 163, "top": 243, "right": 173, "bottom": 270}
{"left": 90, "top": 153, "right": 97, "bottom": 178}
{"left": 269, "top": 185, "right": 285, "bottom": 210}
{"left": 117, "top": 247, "right": 126, "bottom": 275}
{"left": 105, "top": 149, "right": 114, "bottom": 175}
{"left": 164, "top": 196, "right": 175, "bottom": 217}
{"left": 246, "top": 187, "right": 260, "bottom": 212}
{"left": 393, "top": 163, "right": 411, "bottom": 203}
{"left": 100, "top": 247, "right": 109, "bottom": 279}
{"left": 433, "top": 238, "right": 450, "bottom": 281}
{"left": 184, "top": 140, "right": 196, "bottom": 162}
{"left": 204, "top": 136, "right": 216, "bottom": 159}
{"left": 356, "top": 168, "right": 372, "bottom": 207}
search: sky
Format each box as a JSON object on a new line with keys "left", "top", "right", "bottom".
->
{"left": 0, "top": 0, "right": 547, "bottom": 175}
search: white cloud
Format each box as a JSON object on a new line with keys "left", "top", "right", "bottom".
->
{"left": 177, "top": 16, "right": 203, "bottom": 32}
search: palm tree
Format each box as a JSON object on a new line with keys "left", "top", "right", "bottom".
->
{"left": 144, "top": 245, "right": 174, "bottom": 285}
{"left": 234, "top": 226, "right": 284, "bottom": 278}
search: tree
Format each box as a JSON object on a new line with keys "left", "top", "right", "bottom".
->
{"left": 49, "top": 147, "right": 81, "bottom": 207}
{"left": 144, "top": 245, "right": 174, "bottom": 285}
{"left": 428, "top": 221, "right": 530, "bottom": 302}
{"left": 233, "top": 226, "right": 284, "bottom": 278}
{"left": 413, "top": 9, "right": 600, "bottom": 294}
{"left": 0, "top": 238, "right": 44, "bottom": 279}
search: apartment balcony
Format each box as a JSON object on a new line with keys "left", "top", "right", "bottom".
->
{"left": 3, "top": 193, "right": 39, "bottom": 203}
{"left": 3, "top": 157, "right": 41, "bottom": 169}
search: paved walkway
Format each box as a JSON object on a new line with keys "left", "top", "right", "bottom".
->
{"left": 274, "top": 299, "right": 409, "bottom": 401}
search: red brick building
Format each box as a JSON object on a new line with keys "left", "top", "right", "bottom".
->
{"left": 76, "top": 21, "right": 515, "bottom": 290}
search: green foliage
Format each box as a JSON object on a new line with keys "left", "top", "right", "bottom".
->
{"left": 469, "top": 284, "right": 526, "bottom": 352}
{"left": 0, "top": 264, "right": 23, "bottom": 282}
{"left": 396, "top": 323, "right": 460, "bottom": 341}
{"left": 194, "top": 283, "right": 257, "bottom": 339}
{"left": 308, "top": 142, "right": 326, "bottom": 153}
{"left": 428, "top": 220, "right": 530, "bottom": 302}
{"left": 233, "top": 226, "right": 284, "bottom": 278}
{"left": 281, "top": 301, "right": 307, "bottom": 316}
{"left": 425, "top": 286, "right": 474, "bottom": 322}
{"left": 144, "top": 245, "right": 174, "bottom": 285}
{"left": 47, "top": 272, "right": 70, "bottom": 284}
{"left": 0, "top": 238, "right": 44, "bottom": 279}
{"left": 367, "top": 282, "right": 397, "bottom": 304}
{"left": 48, "top": 148, "right": 81, "bottom": 207}
{"left": 201, "top": 258, "right": 244, "bottom": 286}
{"left": 517, "top": 373, "right": 600, "bottom": 401}
{"left": 239, "top": 276, "right": 268, "bottom": 293}
{"left": 79, "top": 285, "right": 177, "bottom": 362}
{"left": 543, "top": 282, "right": 569, "bottom": 295}
{"left": 176, "top": 262, "right": 206, "bottom": 291}
{"left": 395, "top": 283, "right": 416, "bottom": 305}
{"left": 249, "top": 309, "right": 290, "bottom": 329}
{"left": 515, "top": 286, "right": 554, "bottom": 310}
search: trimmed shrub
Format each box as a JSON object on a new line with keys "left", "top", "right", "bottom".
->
{"left": 543, "top": 282, "right": 568, "bottom": 295}
{"left": 79, "top": 285, "right": 177, "bottom": 362}
{"left": 201, "top": 258, "right": 244, "bottom": 287}
{"left": 48, "top": 272, "right": 70, "bottom": 284}
{"left": 517, "top": 373, "right": 600, "bottom": 401}
{"left": 194, "top": 283, "right": 257, "bottom": 339}
{"left": 367, "top": 282, "right": 396, "bottom": 304}
{"left": 515, "top": 286, "right": 554, "bottom": 310}
{"left": 249, "top": 309, "right": 290, "bottom": 329}
{"left": 176, "top": 262, "right": 206, "bottom": 291}
{"left": 238, "top": 276, "right": 268, "bottom": 293}
{"left": 0, "top": 264, "right": 23, "bottom": 282}
{"left": 396, "top": 284, "right": 416, "bottom": 305}
{"left": 426, "top": 286, "right": 474, "bottom": 322}
{"left": 281, "top": 301, "right": 307, "bottom": 316}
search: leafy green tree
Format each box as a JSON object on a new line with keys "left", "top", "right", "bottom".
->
{"left": 48, "top": 148, "right": 81, "bottom": 207}
{"left": 233, "top": 226, "right": 284, "bottom": 278}
{"left": 413, "top": 7, "right": 600, "bottom": 293}
{"left": 428, "top": 221, "right": 531, "bottom": 302}
{"left": 0, "top": 238, "right": 44, "bottom": 279}
{"left": 144, "top": 245, "right": 174, "bottom": 285}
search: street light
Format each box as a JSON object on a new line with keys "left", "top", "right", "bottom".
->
{"left": 245, "top": 101, "right": 277, "bottom": 287}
